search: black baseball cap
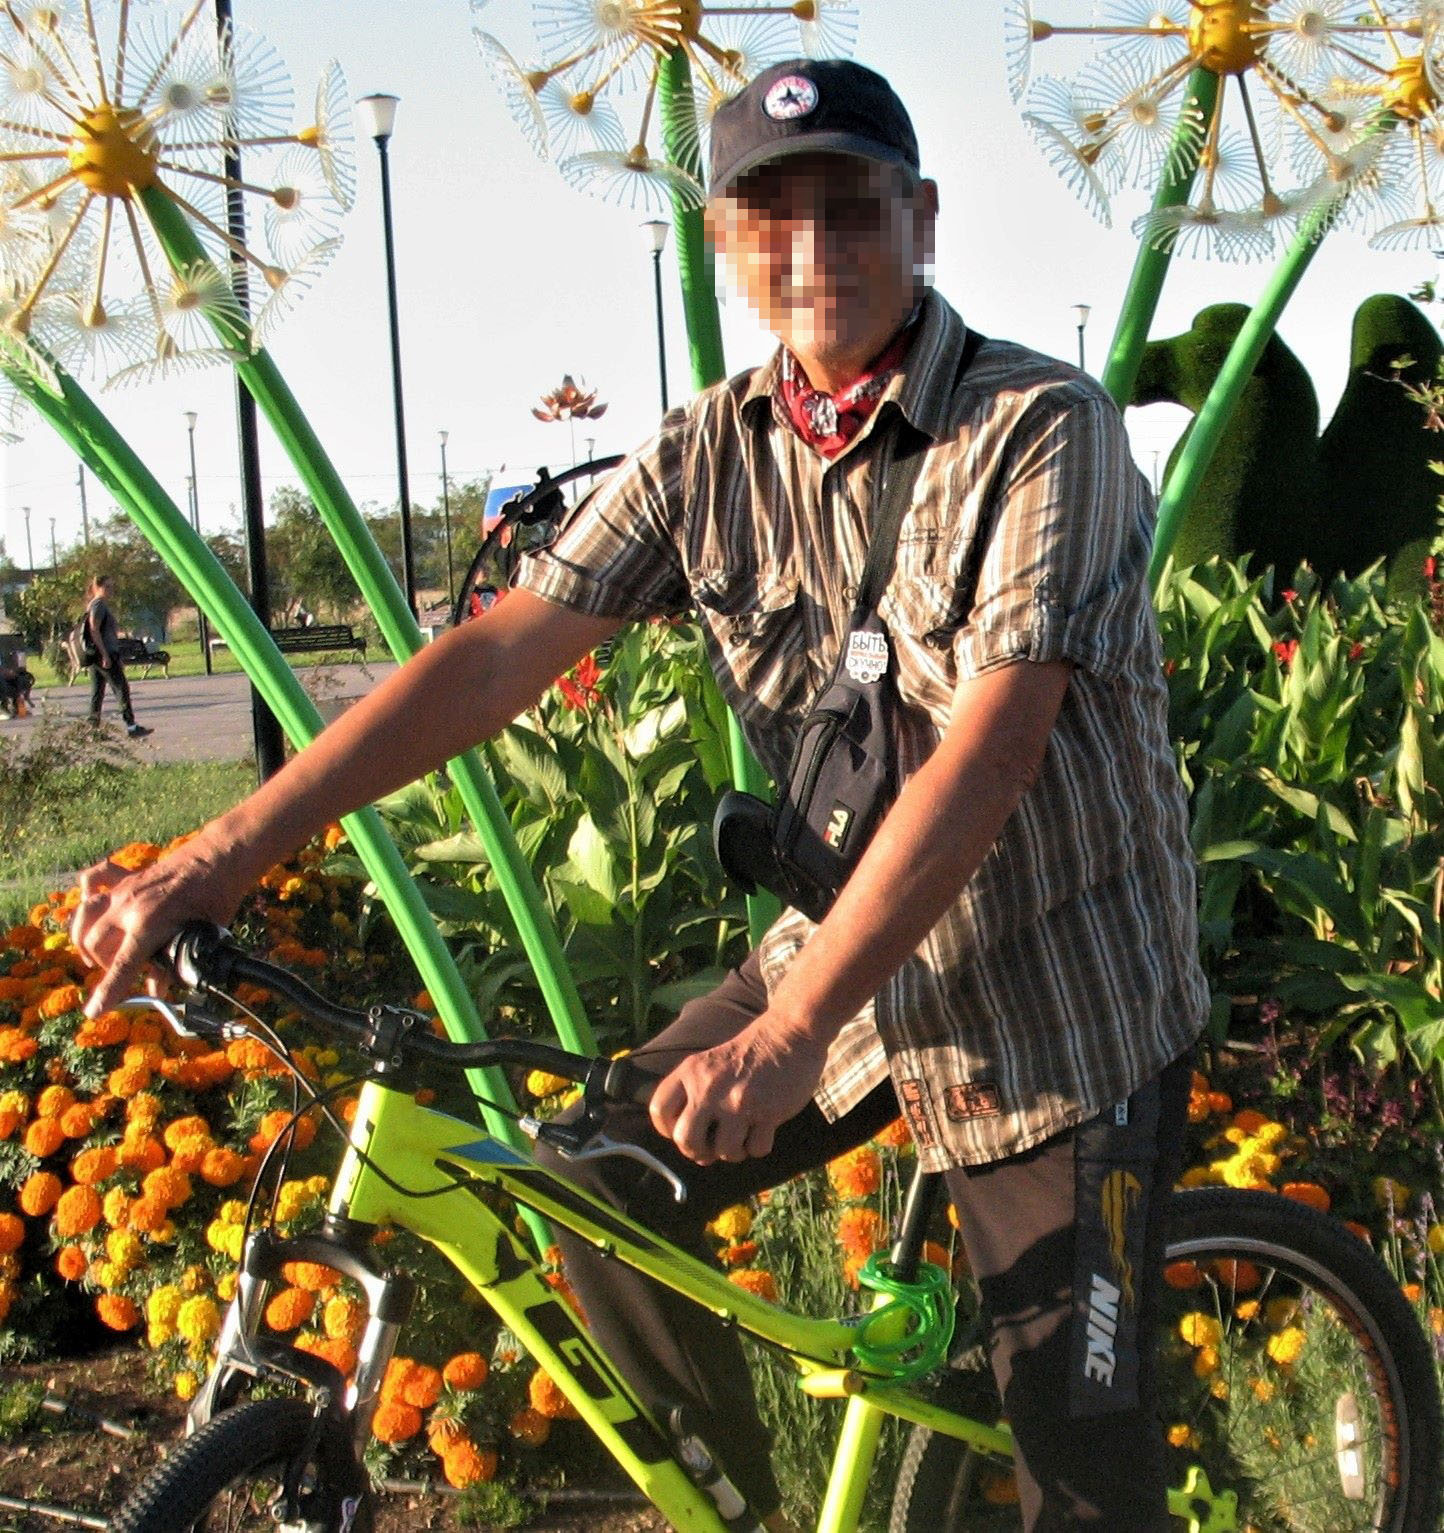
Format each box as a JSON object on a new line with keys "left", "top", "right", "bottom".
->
{"left": 708, "top": 59, "right": 920, "bottom": 197}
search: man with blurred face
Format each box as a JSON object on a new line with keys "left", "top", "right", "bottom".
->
{"left": 72, "top": 59, "right": 1204, "bottom": 1532}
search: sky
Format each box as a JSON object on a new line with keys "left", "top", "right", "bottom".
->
{"left": 3, "top": 0, "right": 1439, "bottom": 568}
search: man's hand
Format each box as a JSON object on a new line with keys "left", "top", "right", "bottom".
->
{"left": 649, "top": 1016, "right": 830, "bottom": 1164}
{"left": 70, "top": 839, "right": 247, "bottom": 1016}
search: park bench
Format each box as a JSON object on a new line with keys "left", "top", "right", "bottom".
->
{"left": 209, "top": 623, "right": 367, "bottom": 658}
{"left": 60, "top": 632, "right": 170, "bottom": 682}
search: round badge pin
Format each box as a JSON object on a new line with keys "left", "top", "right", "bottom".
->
{"left": 763, "top": 75, "right": 819, "bottom": 122}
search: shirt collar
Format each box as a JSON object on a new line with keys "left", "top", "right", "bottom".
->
{"left": 741, "top": 290, "right": 969, "bottom": 442}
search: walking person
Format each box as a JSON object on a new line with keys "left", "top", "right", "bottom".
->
{"left": 72, "top": 58, "right": 1204, "bottom": 1529}
{"left": 83, "top": 574, "right": 151, "bottom": 738}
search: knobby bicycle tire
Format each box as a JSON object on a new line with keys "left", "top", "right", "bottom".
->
{"left": 889, "top": 1188, "right": 1443, "bottom": 1533}
{"left": 110, "top": 1396, "right": 373, "bottom": 1533}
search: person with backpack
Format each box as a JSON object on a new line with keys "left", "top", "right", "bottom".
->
{"left": 79, "top": 574, "right": 151, "bottom": 738}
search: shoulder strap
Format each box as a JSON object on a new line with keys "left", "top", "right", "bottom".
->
{"left": 853, "top": 326, "right": 985, "bottom": 620}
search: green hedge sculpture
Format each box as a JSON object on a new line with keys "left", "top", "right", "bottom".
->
{"left": 1131, "top": 296, "right": 1442, "bottom": 598}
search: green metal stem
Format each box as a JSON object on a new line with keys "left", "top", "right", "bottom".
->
{"left": 658, "top": 48, "right": 780, "bottom": 944}
{"left": 1101, "top": 69, "right": 1218, "bottom": 409}
{"left": 5, "top": 362, "right": 549, "bottom": 1235}
{"left": 1146, "top": 197, "right": 1339, "bottom": 586}
{"left": 140, "top": 187, "right": 595, "bottom": 1059}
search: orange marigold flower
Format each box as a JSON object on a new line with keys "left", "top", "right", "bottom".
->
{"left": 55, "top": 1244, "right": 89, "bottom": 1281}
{"left": 126, "top": 1195, "right": 171, "bottom": 1234}
{"left": 427, "top": 1414, "right": 467, "bottom": 1453}
{"left": 53, "top": 1184, "right": 103, "bottom": 1237}
{"left": 528, "top": 1368, "right": 580, "bottom": 1420}
{"left": 58, "top": 1103, "right": 96, "bottom": 1139}
{"left": 442, "top": 1442, "right": 497, "bottom": 1489}
{"left": 74, "top": 1146, "right": 120, "bottom": 1195}
{"left": 381, "top": 1356, "right": 417, "bottom": 1403}
{"left": 250, "top": 1110, "right": 317, "bottom": 1153}
{"left": 108, "top": 1064, "right": 152, "bottom": 1099}
{"left": 109, "top": 843, "right": 162, "bottom": 872}
{"left": 1231, "top": 1108, "right": 1269, "bottom": 1135}
{"left": 835, "top": 1205, "right": 886, "bottom": 1260}
{"left": 23, "top": 1116, "right": 65, "bottom": 1159}
{"left": 827, "top": 1145, "right": 882, "bottom": 1201}
{"left": 36, "top": 1085, "right": 76, "bottom": 1119}
{"left": 0, "top": 976, "right": 26, "bottom": 1000}
{"left": 296, "top": 1335, "right": 357, "bottom": 1375}
{"left": 1344, "top": 1220, "right": 1373, "bottom": 1245}
{"left": 142, "top": 1167, "right": 192, "bottom": 1210}
{"left": 508, "top": 1407, "right": 551, "bottom": 1448}
{"left": 370, "top": 1401, "right": 423, "bottom": 1444}
{"left": 872, "top": 1117, "right": 912, "bottom": 1151}
{"left": 120, "top": 1136, "right": 165, "bottom": 1174}
{"left": 199, "top": 1148, "right": 246, "bottom": 1188}
{"left": 719, "top": 1241, "right": 760, "bottom": 1267}
{"left": 19, "top": 1171, "right": 62, "bottom": 1216}
{"left": 281, "top": 1260, "right": 341, "bottom": 1293}
{"left": 1280, "top": 1181, "right": 1330, "bottom": 1214}
{"left": 264, "top": 1287, "right": 315, "bottom": 1332}
{"left": 730, "top": 1267, "right": 780, "bottom": 1301}
{"left": 0, "top": 1029, "right": 38, "bottom": 1064}
{"left": 0, "top": 1212, "right": 24, "bottom": 1254}
{"left": 162, "top": 1116, "right": 212, "bottom": 1151}
{"left": 96, "top": 1293, "right": 140, "bottom": 1330}
{"left": 401, "top": 1364, "right": 443, "bottom": 1410}
{"left": 4, "top": 924, "right": 44, "bottom": 951}
{"left": 38, "top": 985, "right": 85, "bottom": 1020}
{"left": 442, "top": 1352, "right": 489, "bottom": 1391}
{"left": 102, "top": 1187, "right": 133, "bottom": 1227}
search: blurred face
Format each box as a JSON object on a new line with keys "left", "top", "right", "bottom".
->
{"left": 709, "top": 152, "right": 936, "bottom": 379}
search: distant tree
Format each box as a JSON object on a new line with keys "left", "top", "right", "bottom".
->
{"left": 266, "top": 487, "right": 360, "bottom": 622}
{"left": 62, "top": 515, "right": 185, "bottom": 639}
{"left": 11, "top": 568, "right": 85, "bottom": 649}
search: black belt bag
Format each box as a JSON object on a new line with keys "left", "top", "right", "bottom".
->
{"left": 712, "top": 328, "right": 984, "bottom": 924}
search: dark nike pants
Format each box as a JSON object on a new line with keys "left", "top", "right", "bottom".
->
{"left": 89, "top": 660, "right": 136, "bottom": 726}
{"left": 537, "top": 953, "right": 1191, "bottom": 1531}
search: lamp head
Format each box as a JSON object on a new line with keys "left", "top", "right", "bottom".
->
{"left": 439, "top": 429, "right": 449, "bottom": 447}
{"left": 357, "top": 93, "right": 399, "bottom": 142}
{"left": 183, "top": 410, "right": 198, "bottom": 430}
{"left": 1073, "top": 303, "right": 1092, "bottom": 329}
{"left": 643, "top": 219, "right": 670, "bottom": 255}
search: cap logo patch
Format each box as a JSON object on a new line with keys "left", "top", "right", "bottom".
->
{"left": 763, "top": 74, "right": 818, "bottom": 122}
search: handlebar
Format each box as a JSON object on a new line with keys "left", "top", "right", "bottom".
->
{"left": 159, "top": 921, "right": 656, "bottom": 1107}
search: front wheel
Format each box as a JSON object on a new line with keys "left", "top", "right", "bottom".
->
{"left": 110, "top": 1396, "right": 373, "bottom": 1533}
{"left": 890, "top": 1189, "right": 1443, "bottom": 1532}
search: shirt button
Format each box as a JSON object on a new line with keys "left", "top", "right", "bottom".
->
{"left": 843, "top": 583, "right": 859, "bottom": 601}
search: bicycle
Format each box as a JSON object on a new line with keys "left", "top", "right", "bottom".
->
{"left": 110, "top": 922, "right": 1443, "bottom": 1533}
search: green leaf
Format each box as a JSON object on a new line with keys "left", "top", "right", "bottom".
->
{"left": 550, "top": 877, "right": 615, "bottom": 929}
{"left": 492, "top": 725, "right": 568, "bottom": 811}
{"left": 413, "top": 831, "right": 491, "bottom": 864}
{"left": 566, "top": 815, "right": 620, "bottom": 905}
{"left": 1250, "top": 770, "right": 1357, "bottom": 842}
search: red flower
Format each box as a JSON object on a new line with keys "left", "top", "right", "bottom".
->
{"left": 1272, "top": 639, "right": 1298, "bottom": 669}
{"left": 556, "top": 652, "right": 602, "bottom": 711}
{"left": 1281, "top": 588, "right": 1298, "bottom": 603}
{"left": 1348, "top": 641, "right": 1365, "bottom": 662}
{"left": 1425, "top": 556, "right": 1438, "bottom": 580}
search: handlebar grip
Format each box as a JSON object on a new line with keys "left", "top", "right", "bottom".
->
{"left": 161, "top": 921, "right": 242, "bottom": 991}
{"left": 600, "top": 1056, "right": 659, "bottom": 1109}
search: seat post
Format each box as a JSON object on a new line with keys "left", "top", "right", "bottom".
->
{"left": 889, "top": 1164, "right": 946, "bottom": 1282}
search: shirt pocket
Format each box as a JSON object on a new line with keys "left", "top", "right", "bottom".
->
{"left": 692, "top": 565, "right": 805, "bottom": 687}
{"left": 881, "top": 568, "right": 961, "bottom": 722}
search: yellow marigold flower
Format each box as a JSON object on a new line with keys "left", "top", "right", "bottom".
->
{"left": 274, "top": 1181, "right": 316, "bottom": 1223}
{"left": 1253, "top": 1122, "right": 1287, "bottom": 1148}
{"left": 1266, "top": 1326, "right": 1306, "bottom": 1366}
{"left": 1234, "top": 1299, "right": 1260, "bottom": 1322}
{"left": 1209, "top": 1375, "right": 1230, "bottom": 1401}
{"left": 1166, "top": 1423, "right": 1199, "bottom": 1449}
{"left": 217, "top": 1200, "right": 248, "bottom": 1224}
{"left": 217, "top": 1271, "right": 238, "bottom": 1301}
{"left": 179, "top": 1264, "right": 209, "bottom": 1295}
{"left": 174, "top": 1372, "right": 199, "bottom": 1401}
{"left": 707, "top": 1205, "right": 753, "bottom": 1242}
{"left": 106, "top": 1229, "right": 145, "bottom": 1269}
{"left": 176, "top": 1296, "right": 221, "bottom": 1346}
{"left": 1427, "top": 1224, "right": 1444, "bottom": 1257}
{"left": 147, "top": 1286, "right": 183, "bottom": 1328}
{"left": 147, "top": 1323, "right": 174, "bottom": 1348}
{"left": 1192, "top": 1345, "right": 1220, "bottom": 1378}
{"left": 91, "top": 1259, "right": 125, "bottom": 1290}
{"left": 524, "top": 1068, "right": 571, "bottom": 1099}
{"left": 1179, "top": 1313, "right": 1222, "bottom": 1349}
{"left": 323, "top": 1294, "right": 366, "bottom": 1342}
{"left": 1250, "top": 1376, "right": 1276, "bottom": 1402}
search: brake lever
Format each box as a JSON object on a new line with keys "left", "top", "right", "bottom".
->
{"left": 119, "top": 994, "right": 239, "bottom": 1042}
{"left": 519, "top": 1118, "right": 688, "bottom": 1205}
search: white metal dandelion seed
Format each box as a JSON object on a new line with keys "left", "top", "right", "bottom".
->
{"left": 475, "top": 0, "right": 859, "bottom": 213}
{"left": 1008, "top": 1, "right": 1442, "bottom": 261}
{"left": 0, "top": 0, "right": 354, "bottom": 390}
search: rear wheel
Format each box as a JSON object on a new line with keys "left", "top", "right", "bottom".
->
{"left": 890, "top": 1189, "right": 1442, "bottom": 1532}
{"left": 110, "top": 1396, "right": 372, "bottom": 1533}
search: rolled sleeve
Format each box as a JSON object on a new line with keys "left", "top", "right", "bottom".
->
{"left": 952, "top": 391, "right": 1154, "bottom": 682}
{"left": 515, "top": 415, "right": 691, "bottom": 622}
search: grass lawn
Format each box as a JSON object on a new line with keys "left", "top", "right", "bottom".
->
{"left": 0, "top": 758, "right": 254, "bottom": 928}
{"left": 25, "top": 638, "right": 370, "bottom": 685}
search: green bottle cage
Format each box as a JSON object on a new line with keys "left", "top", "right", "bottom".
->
{"left": 848, "top": 1253, "right": 955, "bottom": 1381}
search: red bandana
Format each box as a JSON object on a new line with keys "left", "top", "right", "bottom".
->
{"left": 777, "top": 318, "right": 917, "bottom": 459}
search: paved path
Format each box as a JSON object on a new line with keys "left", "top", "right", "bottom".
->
{"left": 0, "top": 662, "right": 401, "bottom": 764}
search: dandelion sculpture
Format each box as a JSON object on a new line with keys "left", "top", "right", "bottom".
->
{"left": 0, "top": 1, "right": 596, "bottom": 1193}
{"left": 1009, "top": 1, "right": 1443, "bottom": 580}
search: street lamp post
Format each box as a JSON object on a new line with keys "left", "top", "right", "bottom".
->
{"left": 438, "top": 430, "right": 454, "bottom": 605}
{"left": 185, "top": 411, "right": 213, "bottom": 675}
{"left": 21, "top": 505, "right": 31, "bottom": 573}
{"left": 1073, "top": 302, "right": 1092, "bottom": 372}
{"left": 48, "top": 516, "right": 56, "bottom": 573}
{"left": 643, "top": 219, "right": 670, "bottom": 415}
{"left": 77, "top": 464, "right": 90, "bottom": 546}
{"left": 357, "top": 91, "right": 417, "bottom": 618}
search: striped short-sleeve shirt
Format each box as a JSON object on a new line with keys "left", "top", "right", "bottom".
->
{"left": 516, "top": 289, "right": 1208, "bottom": 1170}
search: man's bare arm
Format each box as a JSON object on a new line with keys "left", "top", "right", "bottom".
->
{"left": 652, "top": 658, "right": 1073, "bottom": 1162}
{"left": 74, "top": 591, "right": 622, "bottom": 1011}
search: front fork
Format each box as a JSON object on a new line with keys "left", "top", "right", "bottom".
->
{"left": 190, "top": 1216, "right": 415, "bottom": 1459}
